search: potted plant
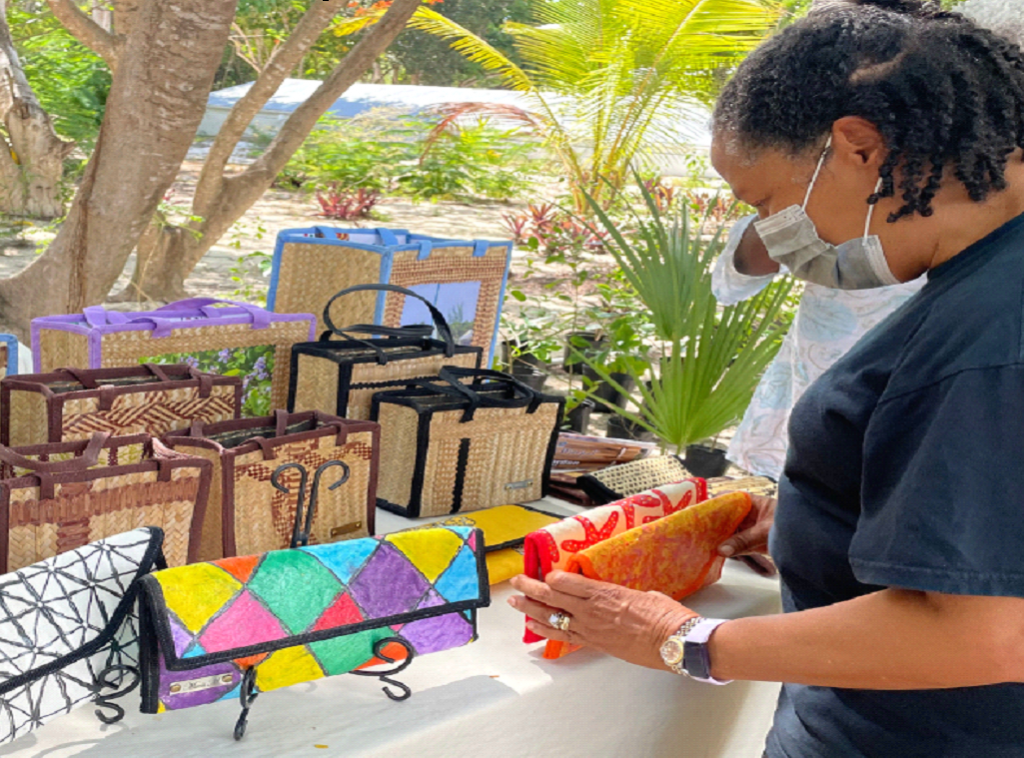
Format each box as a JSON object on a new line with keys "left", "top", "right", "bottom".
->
{"left": 581, "top": 174, "right": 795, "bottom": 464}
{"left": 562, "top": 390, "right": 596, "bottom": 434}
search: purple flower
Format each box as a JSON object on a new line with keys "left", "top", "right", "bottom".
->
{"left": 253, "top": 356, "right": 269, "bottom": 380}
{"left": 218, "top": 349, "right": 232, "bottom": 364}
{"left": 184, "top": 356, "right": 199, "bottom": 369}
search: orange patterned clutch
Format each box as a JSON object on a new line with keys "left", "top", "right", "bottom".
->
{"left": 546, "top": 492, "right": 751, "bottom": 659}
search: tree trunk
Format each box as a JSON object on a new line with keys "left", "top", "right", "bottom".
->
{"left": 118, "top": 0, "right": 422, "bottom": 303}
{"left": 0, "top": 0, "right": 238, "bottom": 337}
{"left": 0, "top": 0, "right": 75, "bottom": 218}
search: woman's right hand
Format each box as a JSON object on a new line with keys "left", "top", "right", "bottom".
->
{"left": 718, "top": 495, "right": 776, "bottom": 557}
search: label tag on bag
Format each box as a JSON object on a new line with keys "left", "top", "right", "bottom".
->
{"left": 330, "top": 521, "right": 363, "bottom": 539}
{"left": 505, "top": 480, "right": 534, "bottom": 491}
{"left": 168, "top": 673, "right": 235, "bottom": 695}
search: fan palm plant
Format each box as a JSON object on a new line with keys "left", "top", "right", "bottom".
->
{"left": 334, "top": 0, "right": 782, "bottom": 208}
{"left": 579, "top": 177, "right": 794, "bottom": 454}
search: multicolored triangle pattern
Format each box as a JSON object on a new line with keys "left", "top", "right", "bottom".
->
{"left": 148, "top": 527, "right": 484, "bottom": 712}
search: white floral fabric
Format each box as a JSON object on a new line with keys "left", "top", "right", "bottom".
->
{"left": 712, "top": 215, "right": 925, "bottom": 480}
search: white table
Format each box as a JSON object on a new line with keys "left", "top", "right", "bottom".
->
{"left": 1, "top": 501, "right": 782, "bottom": 758}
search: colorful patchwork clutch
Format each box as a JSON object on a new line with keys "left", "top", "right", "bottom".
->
{"left": 396, "top": 504, "right": 563, "bottom": 585}
{"left": 138, "top": 527, "right": 489, "bottom": 740}
{"left": 522, "top": 480, "right": 706, "bottom": 649}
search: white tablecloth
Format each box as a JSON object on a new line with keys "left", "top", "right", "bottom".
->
{"left": 1, "top": 500, "right": 782, "bottom": 758}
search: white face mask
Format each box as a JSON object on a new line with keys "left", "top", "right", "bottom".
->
{"left": 753, "top": 137, "right": 901, "bottom": 289}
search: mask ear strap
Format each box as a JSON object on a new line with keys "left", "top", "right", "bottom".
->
{"left": 803, "top": 135, "right": 834, "bottom": 209}
{"left": 864, "top": 177, "right": 884, "bottom": 238}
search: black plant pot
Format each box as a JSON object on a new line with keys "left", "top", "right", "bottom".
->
{"left": 512, "top": 364, "right": 548, "bottom": 393}
{"left": 581, "top": 366, "right": 636, "bottom": 413}
{"left": 684, "top": 444, "right": 730, "bottom": 478}
{"left": 606, "top": 414, "right": 656, "bottom": 443}
{"left": 563, "top": 399, "right": 595, "bottom": 434}
{"left": 500, "top": 341, "right": 548, "bottom": 371}
{"left": 563, "top": 331, "right": 607, "bottom": 375}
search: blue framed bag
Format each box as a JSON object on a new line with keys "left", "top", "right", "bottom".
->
{"left": 267, "top": 226, "right": 512, "bottom": 367}
{"left": 0, "top": 334, "right": 18, "bottom": 378}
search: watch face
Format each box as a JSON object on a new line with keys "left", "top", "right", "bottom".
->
{"left": 660, "top": 637, "right": 685, "bottom": 667}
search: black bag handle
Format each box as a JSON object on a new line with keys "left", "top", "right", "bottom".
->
{"left": 322, "top": 284, "right": 456, "bottom": 364}
{"left": 318, "top": 323, "right": 435, "bottom": 343}
{"left": 437, "top": 366, "right": 544, "bottom": 420}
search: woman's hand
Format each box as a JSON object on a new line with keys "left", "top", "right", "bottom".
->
{"left": 508, "top": 571, "right": 697, "bottom": 670}
{"left": 718, "top": 495, "right": 776, "bottom": 557}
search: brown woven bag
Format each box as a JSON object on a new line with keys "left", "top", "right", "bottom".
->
{"left": 164, "top": 410, "right": 379, "bottom": 561}
{"left": 372, "top": 367, "right": 564, "bottom": 518}
{"left": 1, "top": 365, "right": 241, "bottom": 447}
{"left": 0, "top": 433, "right": 212, "bottom": 572}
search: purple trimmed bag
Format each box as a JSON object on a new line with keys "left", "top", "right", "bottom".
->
{"left": 32, "top": 298, "right": 316, "bottom": 413}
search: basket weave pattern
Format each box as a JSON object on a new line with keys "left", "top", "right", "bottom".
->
{"left": 231, "top": 432, "right": 375, "bottom": 556}
{"left": 345, "top": 351, "right": 479, "bottom": 420}
{"left": 376, "top": 404, "right": 420, "bottom": 508}
{"left": 0, "top": 344, "right": 8, "bottom": 381}
{"left": 59, "top": 386, "right": 238, "bottom": 441}
{"left": 273, "top": 242, "right": 381, "bottom": 334}
{"left": 417, "top": 405, "right": 558, "bottom": 516}
{"left": 589, "top": 455, "right": 692, "bottom": 496}
{"left": 37, "top": 321, "right": 310, "bottom": 413}
{"left": 5, "top": 469, "right": 203, "bottom": 571}
{"left": 1, "top": 440, "right": 148, "bottom": 479}
{"left": 383, "top": 245, "right": 508, "bottom": 353}
{"left": 6, "top": 391, "right": 48, "bottom": 448}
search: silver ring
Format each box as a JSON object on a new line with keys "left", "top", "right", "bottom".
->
{"left": 548, "top": 611, "right": 572, "bottom": 632}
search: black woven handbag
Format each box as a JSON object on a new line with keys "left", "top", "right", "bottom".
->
{"left": 288, "top": 284, "right": 482, "bottom": 421}
{"left": 372, "top": 367, "right": 564, "bottom": 518}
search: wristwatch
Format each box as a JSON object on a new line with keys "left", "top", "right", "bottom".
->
{"left": 659, "top": 616, "right": 732, "bottom": 685}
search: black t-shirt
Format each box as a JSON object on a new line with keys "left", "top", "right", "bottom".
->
{"left": 766, "top": 212, "right": 1024, "bottom": 758}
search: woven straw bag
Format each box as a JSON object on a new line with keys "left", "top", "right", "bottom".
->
{"left": 0, "top": 334, "right": 18, "bottom": 380}
{"left": 706, "top": 475, "right": 778, "bottom": 498}
{"left": 31, "top": 298, "right": 315, "bottom": 412}
{"left": 267, "top": 226, "right": 512, "bottom": 364}
{"left": 164, "top": 410, "right": 379, "bottom": 561}
{"left": 0, "top": 433, "right": 212, "bottom": 572}
{"left": 577, "top": 455, "right": 695, "bottom": 505}
{"left": 372, "top": 367, "right": 564, "bottom": 518}
{"left": 1, "top": 365, "right": 241, "bottom": 447}
{"left": 289, "top": 284, "right": 482, "bottom": 420}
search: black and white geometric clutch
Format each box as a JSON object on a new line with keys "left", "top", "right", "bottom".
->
{"left": 0, "top": 527, "right": 165, "bottom": 744}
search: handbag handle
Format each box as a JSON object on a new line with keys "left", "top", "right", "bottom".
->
{"left": 83, "top": 299, "right": 272, "bottom": 337}
{"left": 58, "top": 363, "right": 171, "bottom": 389}
{"left": 437, "top": 366, "right": 544, "bottom": 421}
{"left": 322, "top": 284, "right": 456, "bottom": 364}
{"left": 318, "top": 323, "right": 435, "bottom": 343}
{"left": 0, "top": 432, "right": 110, "bottom": 473}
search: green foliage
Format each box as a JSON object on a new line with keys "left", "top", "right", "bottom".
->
{"left": 142, "top": 347, "right": 275, "bottom": 417}
{"left": 8, "top": 4, "right": 110, "bottom": 145}
{"left": 582, "top": 177, "right": 795, "bottom": 452}
{"left": 337, "top": 0, "right": 782, "bottom": 208}
{"left": 282, "top": 111, "right": 540, "bottom": 203}
{"left": 388, "top": 0, "right": 532, "bottom": 86}
{"left": 228, "top": 250, "right": 273, "bottom": 306}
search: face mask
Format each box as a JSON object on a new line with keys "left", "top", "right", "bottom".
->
{"left": 753, "top": 137, "right": 901, "bottom": 290}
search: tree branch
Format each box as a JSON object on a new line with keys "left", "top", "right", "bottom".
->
{"left": 46, "top": 0, "right": 120, "bottom": 69}
{"left": 220, "top": 0, "right": 421, "bottom": 210}
{"left": 111, "top": 0, "right": 139, "bottom": 37}
{"left": 192, "top": 0, "right": 342, "bottom": 214}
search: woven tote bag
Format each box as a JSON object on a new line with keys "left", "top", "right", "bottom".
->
{"left": 289, "top": 284, "right": 482, "bottom": 421}
{"left": 0, "top": 434, "right": 211, "bottom": 572}
{"left": 1, "top": 364, "right": 241, "bottom": 447}
{"left": 0, "top": 334, "right": 18, "bottom": 380}
{"left": 31, "top": 298, "right": 315, "bottom": 413}
{"left": 372, "top": 367, "right": 564, "bottom": 518}
{"left": 268, "top": 226, "right": 512, "bottom": 365}
{"left": 164, "top": 410, "right": 380, "bottom": 562}
{"left": 577, "top": 455, "right": 696, "bottom": 505}
{"left": 0, "top": 527, "right": 165, "bottom": 745}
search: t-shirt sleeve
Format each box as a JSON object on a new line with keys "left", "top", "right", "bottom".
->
{"left": 711, "top": 214, "right": 778, "bottom": 305}
{"left": 851, "top": 364, "right": 1024, "bottom": 597}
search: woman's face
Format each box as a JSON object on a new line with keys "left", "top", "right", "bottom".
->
{"left": 710, "top": 122, "right": 935, "bottom": 282}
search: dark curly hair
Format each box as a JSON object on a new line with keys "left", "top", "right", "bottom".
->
{"left": 713, "top": 0, "right": 1024, "bottom": 221}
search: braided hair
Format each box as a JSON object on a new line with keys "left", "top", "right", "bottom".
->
{"left": 713, "top": 0, "right": 1024, "bottom": 221}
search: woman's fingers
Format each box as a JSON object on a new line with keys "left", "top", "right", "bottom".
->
{"left": 509, "top": 573, "right": 585, "bottom": 615}
{"left": 718, "top": 519, "right": 771, "bottom": 556}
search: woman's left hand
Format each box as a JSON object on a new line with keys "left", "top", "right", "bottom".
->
{"left": 508, "top": 571, "right": 697, "bottom": 670}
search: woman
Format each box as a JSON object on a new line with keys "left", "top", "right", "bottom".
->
{"left": 712, "top": 215, "right": 923, "bottom": 481}
{"left": 509, "top": 1, "right": 1024, "bottom": 755}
